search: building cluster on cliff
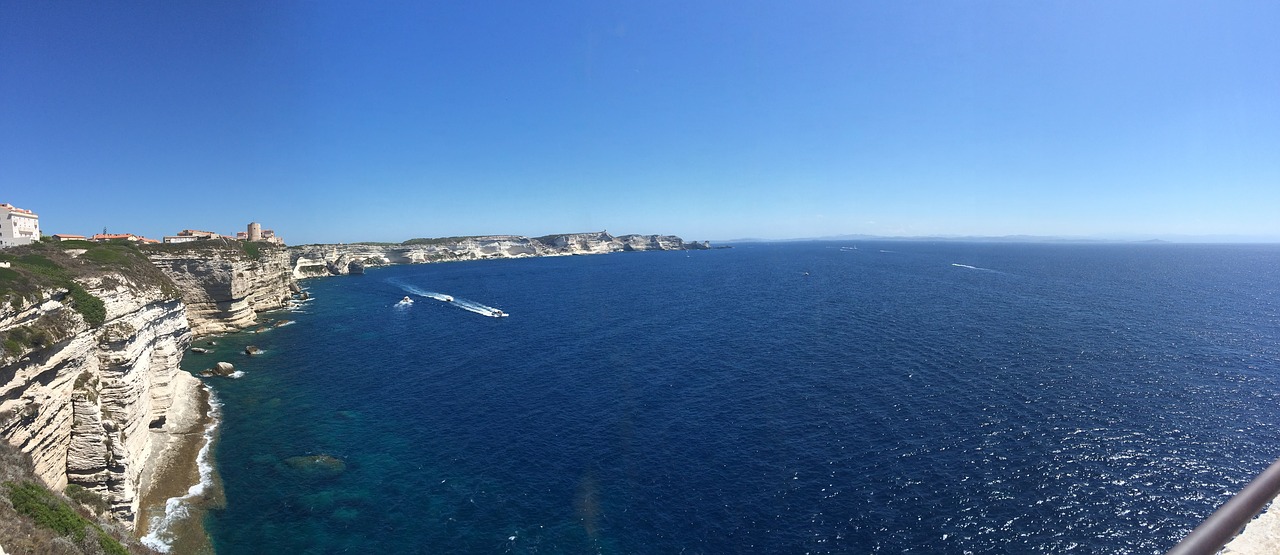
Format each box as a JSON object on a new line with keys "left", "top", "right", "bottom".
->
{"left": 0, "top": 202, "right": 283, "bottom": 248}
{"left": 161, "top": 222, "right": 283, "bottom": 245}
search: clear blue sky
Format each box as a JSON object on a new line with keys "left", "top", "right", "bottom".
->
{"left": 2, "top": 1, "right": 1277, "bottom": 243}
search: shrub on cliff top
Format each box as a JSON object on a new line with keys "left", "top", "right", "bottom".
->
{"left": 2, "top": 338, "right": 20, "bottom": 357}
{"left": 5, "top": 480, "right": 92, "bottom": 541}
{"left": 53, "top": 239, "right": 96, "bottom": 248}
{"left": 83, "top": 245, "right": 134, "bottom": 266}
{"left": 17, "top": 254, "right": 67, "bottom": 280}
{"left": 3, "top": 481, "right": 130, "bottom": 555}
{"left": 66, "top": 283, "right": 106, "bottom": 326}
{"left": 242, "top": 241, "right": 264, "bottom": 260}
{"left": 64, "top": 484, "right": 110, "bottom": 516}
{"left": 401, "top": 236, "right": 482, "bottom": 246}
{"left": 0, "top": 241, "right": 180, "bottom": 318}
{"left": 0, "top": 443, "right": 148, "bottom": 555}
{"left": 144, "top": 238, "right": 278, "bottom": 263}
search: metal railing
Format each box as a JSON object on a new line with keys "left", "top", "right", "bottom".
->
{"left": 1166, "top": 457, "right": 1280, "bottom": 555}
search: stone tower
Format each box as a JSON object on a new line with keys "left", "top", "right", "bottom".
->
{"left": 247, "top": 222, "right": 262, "bottom": 241}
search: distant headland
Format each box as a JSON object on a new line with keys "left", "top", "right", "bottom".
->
{"left": 289, "top": 231, "right": 713, "bottom": 278}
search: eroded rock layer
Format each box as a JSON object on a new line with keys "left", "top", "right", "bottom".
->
{"left": 0, "top": 275, "right": 195, "bottom": 524}
{"left": 145, "top": 242, "right": 298, "bottom": 335}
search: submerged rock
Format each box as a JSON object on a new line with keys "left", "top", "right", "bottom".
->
{"left": 191, "top": 347, "right": 209, "bottom": 354}
{"left": 251, "top": 453, "right": 278, "bottom": 463}
{"left": 284, "top": 454, "right": 346, "bottom": 478}
{"left": 245, "top": 345, "right": 262, "bottom": 356}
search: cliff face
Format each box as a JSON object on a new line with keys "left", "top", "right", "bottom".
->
{"left": 290, "top": 231, "right": 711, "bottom": 278}
{"left": 0, "top": 274, "right": 196, "bottom": 525}
{"left": 145, "top": 242, "right": 298, "bottom": 335}
{"left": 1, "top": 240, "right": 298, "bottom": 530}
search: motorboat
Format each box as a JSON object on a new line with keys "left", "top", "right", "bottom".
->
{"left": 490, "top": 308, "right": 508, "bottom": 318}
{"left": 399, "top": 296, "right": 413, "bottom": 304}
{"left": 443, "top": 295, "right": 454, "bottom": 302}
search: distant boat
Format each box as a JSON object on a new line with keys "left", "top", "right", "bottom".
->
{"left": 443, "top": 295, "right": 454, "bottom": 302}
{"left": 490, "top": 308, "right": 508, "bottom": 318}
{"left": 399, "top": 296, "right": 413, "bottom": 304}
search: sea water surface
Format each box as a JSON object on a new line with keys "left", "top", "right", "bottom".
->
{"left": 187, "top": 242, "right": 1280, "bottom": 553}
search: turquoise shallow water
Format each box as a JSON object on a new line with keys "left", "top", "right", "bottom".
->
{"left": 186, "top": 242, "right": 1280, "bottom": 553}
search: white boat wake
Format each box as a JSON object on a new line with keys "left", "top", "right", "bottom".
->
{"left": 388, "top": 279, "right": 505, "bottom": 317}
{"left": 389, "top": 279, "right": 453, "bottom": 303}
{"left": 452, "top": 297, "right": 508, "bottom": 318}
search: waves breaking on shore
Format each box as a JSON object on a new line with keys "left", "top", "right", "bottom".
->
{"left": 140, "top": 389, "right": 222, "bottom": 553}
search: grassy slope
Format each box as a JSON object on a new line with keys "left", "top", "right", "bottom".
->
{"left": 0, "top": 239, "right": 182, "bottom": 359}
{"left": 0, "top": 441, "right": 159, "bottom": 555}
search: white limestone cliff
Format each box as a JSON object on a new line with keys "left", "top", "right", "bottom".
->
{"left": 0, "top": 274, "right": 196, "bottom": 525}
{"left": 290, "top": 231, "right": 711, "bottom": 278}
{"left": 0, "top": 239, "right": 299, "bottom": 540}
{"left": 145, "top": 242, "right": 297, "bottom": 335}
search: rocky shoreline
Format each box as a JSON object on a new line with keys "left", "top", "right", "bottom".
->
{"left": 1, "top": 232, "right": 703, "bottom": 552}
{"left": 0, "top": 239, "right": 297, "bottom": 553}
{"left": 289, "top": 231, "right": 710, "bottom": 278}
{"left": 136, "top": 380, "right": 218, "bottom": 554}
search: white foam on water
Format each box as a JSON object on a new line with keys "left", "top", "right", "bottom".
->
{"left": 951, "top": 263, "right": 995, "bottom": 272}
{"left": 389, "top": 278, "right": 453, "bottom": 302}
{"left": 451, "top": 298, "right": 506, "bottom": 317}
{"left": 140, "top": 388, "right": 222, "bottom": 553}
{"left": 389, "top": 278, "right": 504, "bottom": 316}
{"left": 228, "top": 371, "right": 245, "bottom": 379}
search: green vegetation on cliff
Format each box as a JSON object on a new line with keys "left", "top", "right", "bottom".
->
{"left": 142, "top": 237, "right": 279, "bottom": 261}
{"left": 0, "top": 442, "right": 152, "bottom": 554}
{"left": 0, "top": 240, "right": 179, "bottom": 357}
{"left": 401, "top": 236, "right": 476, "bottom": 246}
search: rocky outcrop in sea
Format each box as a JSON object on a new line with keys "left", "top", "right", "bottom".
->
{"left": 289, "top": 231, "right": 711, "bottom": 278}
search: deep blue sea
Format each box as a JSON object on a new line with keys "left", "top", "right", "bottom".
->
{"left": 184, "top": 242, "right": 1280, "bottom": 553}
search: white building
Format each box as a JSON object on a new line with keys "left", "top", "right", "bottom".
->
{"left": 0, "top": 203, "right": 40, "bottom": 247}
{"left": 163, "top": 229, "right": 221, "bottom": 244}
